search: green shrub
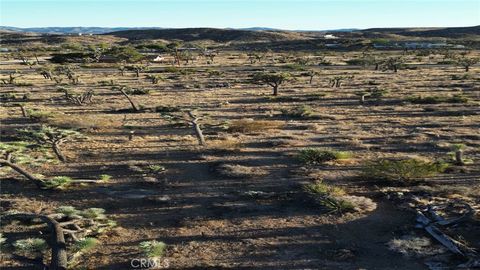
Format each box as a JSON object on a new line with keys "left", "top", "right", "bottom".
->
{"left": 362, "top": 159, "right": 448, "bottom": 183}
{"left": 73, "top": 238, "right": 98, "bottom": 253}
{"left": 139, "top": 240, "right": 167, "bottom": 258}
{"left": 99, "top": 174, "right": 112, "bottom": 182}
{"left": 56, "top": 206, "right": 80, "bottom": 217}
{"left": 13, "top": 238, "right": 48, "bottom": 254}
{"left": 80, "top": 208, "right": 106, "bottom": 219}
{"left": 303, "top": 180, "right": 346, "bottom": 196}
{"left": 406, "top": 94, "right": 469, "bottom": 104}
{"left": 298, "top": 148, "right": 352, "bottom": 165}
{"left": 41, "top": 176, "right": 72, "bottom": 189}
{"left": 303, "top": 181, "right": 355, "bottom": 214}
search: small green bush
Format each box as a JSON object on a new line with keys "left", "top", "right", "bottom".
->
{"left": 298, "top": 148, "right": 352, "bottom": 165}
{"left": 13, "top": 238, "right": 48, "bottom": 254}
{"left": 80, "top": 208, "right": 106, "bottom": 219}
{"left": 362, "top": 159, "right": 448, "bottom": 183}
{"left": 303, "top": 180, "right": 346, "bottom": 196}
{"left": 303, "top": 181, "right": 355, "bottom": 214}
{"left": 41, "top": 176, "right": 72, "bottom": 189}
{"left": 139, "top": 240, "right": 167, "bottom": 258}
{"left": 73, "top": 238, "right": 99, "bottom": 253}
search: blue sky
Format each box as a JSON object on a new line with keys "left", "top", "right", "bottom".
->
{"left": 1, "top": 0, "right": 479, "bottom": 30}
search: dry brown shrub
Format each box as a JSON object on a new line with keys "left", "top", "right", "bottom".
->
{"left": 50, "top": 114, "right": 122, "bottom": 131}
{"left": 227, "top": 119, "right": 283, "bottom": 133}
{"left": 217, "top": 164, "right": 269, "bottom": 178}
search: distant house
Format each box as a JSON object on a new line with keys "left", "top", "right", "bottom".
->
{"left": 324, "top": 34, "right": 337, "bottom": 39}
{"left": 153, "top": 55, "right": 165, "bottom": 62}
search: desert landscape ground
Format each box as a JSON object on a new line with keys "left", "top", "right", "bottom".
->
{"left": 0, "top": 26, "right": 479, "bottom": 269}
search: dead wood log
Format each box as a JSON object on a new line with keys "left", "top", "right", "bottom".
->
{"left": 188, "top": 111, "right": 206, "bottom": 146}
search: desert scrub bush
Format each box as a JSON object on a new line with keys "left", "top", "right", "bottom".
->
{"left": 451, "top": 74, "right": 470, "bottom": 80}
{"left": 41, "top": 176, "right": 73, "bottom": 190}
{"left": 406, "top": 94, "right": 469, "bottom": 104}
{"left": 303, "top": 181, "right": 355, "bottom": 214}
{"left": 281, "top": 105, "right": 313, "bottom": 118}
{"left": 26, "top": 109, "right": 58, "bottom": 122}
{"left": 155, "top": 105, "right": 181, "bottom": 113}
{"left": 147, "top": 164, "right": 166, "bottom": 173}
{"left": 303, "top": 180, "right": 346, "bottom": 197}
{"left": 139, "top": 240, "right": 167, "bottom": 258}
{"left": 51, "top": 114, "right": 121, "bottom": 131}
{"left": 304, "top": 180, "right": 376, "bottom": 214}
{"left": 72, "top": 237, "right": 99, "bottom": 253}
{"left": 217, "top": 164, "right": 269, "bottom": 178}
{"left": 125, "top": 88, "right": 151, "bottom": 95}
{"left": 208, "top": 137, "right": 243, "bottom": 151}
{"left": 388, "top": 236, "right": 445, "bottom": 257}
{"left": 298, "top": 148, "right": 352, "bottom": 165}
{"left": 362, "top": 159, "right": 448, "bottom": 184}
{"left": 13, "top": 238, "right": 48, "bottom": 256}
{"left": 226, "top": 119, "right": 283, "bottom": 133}
{"left": 99, "top": 174, "right": 112, "bottom": 182}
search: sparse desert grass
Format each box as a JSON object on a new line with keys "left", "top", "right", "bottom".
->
{"left": 361, "top": 158, "right": 448, "bottom": 184}
{"left": 208, "top": 136, "right": 243, "bottom": 151}
{"left": 388, "top": 236, "right": 445, "bottom": 257}
{"left": 217, "top": 164, "right": 269, "bottom": 178}
{"left": 227, "top": 119, "right": 283, "bottom": 133}
{"left": 50, "top": 114, "right": 122, "bottom": 131}
{"left": 406, "top": 94, "right": 469, "bottom": 104}
{"left": 298, "top": 148, "right": 352, "bottom": 165}
{"left": 303, "top": 180, "right": 376, "bottom": 214}
{"left": 280, "top": 105, "right": 314, "bottom": 118}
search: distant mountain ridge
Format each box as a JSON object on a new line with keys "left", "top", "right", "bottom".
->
{"left": 0, "top": 26, "right": 355, "bottom": 34}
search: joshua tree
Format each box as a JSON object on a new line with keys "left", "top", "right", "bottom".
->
{"left": 306, "top": 70, "right": 320, "bottom": 84}
{"left": 111, "top": 85, "right": 141, "bottom": 112}
{"left": 455, "top": 56, "right": 479, "bottom": 72}
{"left": 451, "top": 144, "right": 466, "bottom": 165}
{"left": 1, "top": 70, "right": 23, "bottom": 85}
{"left": 38, "top": 66, "right": 54, "bottom": 80}
{"left": 381, "top": 57, "right": 405, "bottom": 73}
{"left": 2, "top": 206, "right": 115, "bottom": 270}
{"left": 61, "top": 89, "right": 94, "bottom": 106}
{"left": 19, "top": 125, "right": 84, "bottom": 163}
{"left": 329, "top": 75, "right": 353, "bottom": 88}
{"left": 252, "top": 72, "right": 292, "bottom": 96}
{"left": 126, "top": 64, "right": 149, "bottom": 78}
{"left": 55, "top": 65, "right": 79, "bottom": 84}
{"left": 167, "top": 41, "right": 182, "bottom": 66}
{"left": 146, "top": 74, "right": 165, "bottom": 84}
{"left": 0, "top": 142, "right": 46, "bottom": 187}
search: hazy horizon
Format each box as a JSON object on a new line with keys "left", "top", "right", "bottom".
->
{"left": 1, "top": 0, "right": 479, "bottom": 30}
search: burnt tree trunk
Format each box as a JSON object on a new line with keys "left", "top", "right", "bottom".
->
{"left": 5, "top": 214, "right": 68, "bottom": 270}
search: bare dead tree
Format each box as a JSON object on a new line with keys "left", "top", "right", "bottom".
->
{"left": 187, "top": 111, "right": 206, "bottom": 146}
